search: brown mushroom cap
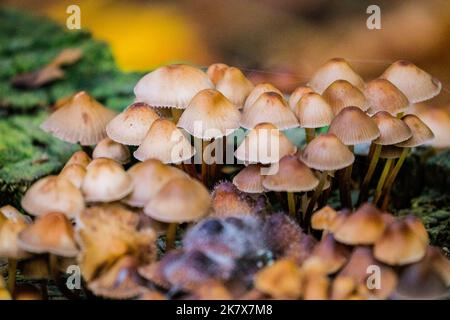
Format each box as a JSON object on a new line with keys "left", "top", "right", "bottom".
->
{"left": 21, "top": 175, "right": 85, "bottom": 218}
{"left": 82, "top": 158, "right": 133, "bottom": 202}
{"left": 364, "top": 79, "right": 410, "bottom": 115}
{"left": 322, "top": 80, "right": 368, "bottom": 115}
{"left": 134, "top": 64, "right": 213, "bottom": 109}
{"left": 310, "top": 234, "right": 350, "bottom": 274}
{"left": 235, "top": 123, "right": 297, "bottom": 164}
{"left": 395, "top": 114, "right": 434, "bottom": 147}
{"left": 106, "top": 102, "right": 159, "bottom": 146}
{"left": 308, "top": 58, "right": 365, "bottom": 94}
{"left": 0, "top": 205, "right": 31, "bottom": 259}
{"left": 241, "top": 92, "right": 298, "bottom": 130}
{"left": 311, "top": 205, "right": 338, "bottom": 231}
{"left": 288, "top": 86, "right": 314, "bottom": 111}
{"left": 144, "top": 177, "right": 211, "bottom": 223}
{"left": 379, "top": 145, "right": 404, "bottom": 159}
{"left": 244, "top": 83, "right": 283, "bottom": 111}
{"left": 262, "top": 155, "right": 319, "bottom": 192}
{"left": 134, "top": 119, "right": 195, "bottom": 163}
{"left": 123, "top": 159, "right": 188, "bottom": 208}
{"left": 372, "top": 111, "right": 412, "bottom": 145}
{"left": 232, "top": 164, "right": 265, "bottom": 194}
{"left": 92, "top": 137, "right": 131, "bottom": 164}
{"left": 409, "top": 104, "right": 450, "bottom": 149}
{"left": 328, "top": 106, "right": 380, "bottom": 145}
{"left": 302, "top": 273, "right": 330, "bottom": 300}
{"left": 177, "top": 89, "right": 241, "bottom": 139}
{"left": 206, "top": 63, "right": 229, "bottom": 85}
{"left": 299, "top": 133, "right": 354, "bottom": 171}
{"left": 64, "top": 150, "right": 91, "bottom": 169}
{"left": 216, "top": 67, "right": 254, "bottom": 109}
{"left": 40, "top": 91, "right": 116, "bottom": 145}
{"left": 59, "top": 164, "right": 86, "bottom": 189}
{"left": 18, "top": 212, "right": 78, "bottom": 257}
{"left": 380, "top": 60, "right": 441, "bottom": 103}
{"left": 211, "top": 181, "right": 261, "bottom": 217}
{"left": 293, "top": 92, "right": 334, "bottom": 128}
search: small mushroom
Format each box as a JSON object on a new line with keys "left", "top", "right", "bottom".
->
{"left": 244, "top": 83, "right": 283, "bottom": 111}
{"left": 322, "top": 79, "right": 368, "bottom": 115}
{"left": 92, "top": 137, "right": 131, "bottom": 164}
{"left": 216, "top": 67, "right": 254, "bottom": 109}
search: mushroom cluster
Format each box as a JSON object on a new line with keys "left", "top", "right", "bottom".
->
{"left": 1, "top": 59, "right": 448, "bottom": 300}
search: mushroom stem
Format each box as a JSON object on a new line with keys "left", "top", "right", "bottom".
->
{"left": 319, "top": 180, "right": 332, "bottom": 207}
{"left": 287, "top": 192, "right": 296, "bottom": 217}
{"left": 201, "top": 140, "right": 211, "bottom": 185}
{"left": 305, "top": 128, "right": 315, "bottom": 143}
{"left": 339, "top": 145, "right": 354, "bottom": 209}
{"left": 166, "top": 223, "right": 178, "bottom": 251}
{"left": 373, "top": 159, "right": 394, "bottom": 205}
{"left": 7, "top": 259, "right": 17, "bottom": 293}
{"left": 182, "top": 162, "right": 198, "bottom": 180}
{"left": 358, "top": 143, "right": 382, "bottom": 205}
{"left": 379, "top": 147, "right": 410, "bottom": 207}
{"left": 40, "top": 280, "right": 48, "bottom": 300}
{"left": 49, "top": 254, "right": 80, "bottom": 300}
{"left": 304, "top": 171, "right": 328, "bottom": 232}
{"left": 171, "top": 108, "right": 183, "bottom": 123}
{"left": 301, "top": 193, "right": 308, "bottom": 224}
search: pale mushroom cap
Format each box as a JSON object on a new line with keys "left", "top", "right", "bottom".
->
{"left": 333, "top": 203, "right": 386, "bottom": 245}
{"left": 328, "top": 106, "right": 380, "bottom": 145}
{"left": 293, "top": 92, "right": 334, "bottom": 128}
{"left": 18, "top": 212, "right": 78, "bottom": 257}
{"left": 374, "top": 218, "right": 429, "bottom": 266}
{"left": 288, "top": 86, "right": 314, "bottom": 111}
{"left": 92, "top": 137, "right": 131, "bottom": 164}
{"left": 322, "top": 80, "right": 368, "bottom": 115}
{"left": 379, "top": 145, "right": 404, "bottom": 159}
{"left": 59, "top": 164, "right": 86, "bottom": 189}
{"left": 134, "top": 64, "right": 214, "bottom": 109}
{"left": 21, "top": 176, "right": 85, "bottom": 218}
{"left": 206, "top": 63, "right": 229, "bottom": 85}
{"left": 106, "top": 102, "right": 160, "bottom": 146}
{"left": 123, "top": 159, "right": 188, "bottom": 208}
{"left": 64, "top": 150, "right": 91, "bottom": 169}
{"left": 244, "top": 83, "right": 283, "bottom": 111}
{"left": 395, "top": 114, "right": 434, "bottom": 147}
{"left": 134, "top": 119, "right": 195, "bottom": 163}
{"left": 308, "top": 58, "right": 365, "bottom": 94}
{"left": 234, "top": 123, "right": 297, "bottom": 164}
{"left": 364, "top": 79, "right": 410, "bottom": 115}
{"left": 144, "top": 177, "right": 211, "bottom": 223}
{"left": 380, "top": 60, "right": 441, "bottom": 103}
{"left": 299, "top": 133, "right": 355, "bottom": 171}
{"left": 262, "top": 155, "right": 319, "bottom": 192}
{"left": 81, "top": 158, "right": 133, "bottom": 202}
{"left": 372, "top": 111, "right": 412, "bottom": 145}
{"left": 409, "top": 104, "right": 450, "bottom": 148}
{"left": 240, "top": 92, "right": 299, "bottom": 130}
{"left": 177, "top": 89, "right": 241, "bottom": 139}
{"left": 40, "top": 91, "right": 116, "bottom": 145}
{"left": 232, "top": 164, "right": 265, "bottom": 193}
{"left": 216, "top": 67, "right": 254, "bottom": 109}
{"left": 0, "top": 206, "right": 30, "bottom": 259}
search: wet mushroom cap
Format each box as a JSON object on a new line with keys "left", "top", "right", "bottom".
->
{"left": 106, "top": 102, "right": 159, "bottom": 146}
{"left": 232, "top": 164, "right": 265, "bottom": 194}
{"left": 215, "top": 67, "right": 254, "bottom": 109}
{"left": 395, "top": 114, "right": 434, "bottom": 147}
{"left": 244, "top": 83, "right": 283, "bottom": 111}
{"left": 322, "top": 80, "right": 368, "bottom": 115}
{"left": 372, "top": 111, "right": 412, "bottom": 145}
{"left": 288, "top": 86, "right": 314, "bottom": 111}
{"left": 92, "top": 137, "right": 131, "bottom": 164}
{"left": 292, "top": 92, "right": 334, "bottom": 128}
{"left": 364, "top": 79, "right": 410, "bottom": 115}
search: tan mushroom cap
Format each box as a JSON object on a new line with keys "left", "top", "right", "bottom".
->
{"left": 211, "top": 182, "right": 259, "bottom": 217}
{"left": 254, "top": 259, "right": 303, "bottom": 299}
{"left": 262, "top": 155, "right": 319, "bottom": 192}
{"left": 59, "top": 164, "right": 86, "bottom": 189}
{"left": 308, "top": 58, "right": 365, "bottom": 94}
{"left": 40, "top": 91, "right": 116, "bottom": 145}
{"left": 311, "top": 205, "right": 338, "bottom": 231}
{"left": 293, "top": 92, "right": 334, "bottom": 128}
{"left": 380, "top": 60, "right": 441, "bottom": 103}
{"left": 288, "top": 86, "right": 314, "bottom": 111}
{"left": 82, "top": 158, "right": 133, "bottom": 202}
{"left": 395, "top": 114, "right": 434, "bottom": 147}
{"left": 322, "top": 80, "right": 368, "bottom": 115}
{"left": 333, "top": 203, "right": 386, "bottom": 245}
{"left": 106, "top": 102, "right": 159, "bottom": 146}
{"left": 302, "top": 274, "right": 330, "bottom": 300}
{"left": 235, "top": 123, "right": 297, "bottom": 164}
{"left": 64, "top": 150, "right": 91, "bottom": 169}
{"left": 409, "top": 104, "right": 450, "bottom": 149}
{"left": 206, "top": 63, "right": 229, "bottom": 85}
{"left": 232, "top": 164, "right": 265, "bottom": 193}
{"left": 364, "top": 79, "right": 410, "bottom": 115}
{"left": 328, "top": 106, "right": 380, "bottom": 145}
{"left": 134, "top": 64, "right": 213, "bottom": 109}
{"left": 123, "top": 159, "right": 188, "bottom": 208}
{"left": 134, "top": 119, "right": 195, "bottom": 163}
{"left": 299, "top": 133, "right": 354, "bottom": 171}
{"left": 372, "top": 111, "right": 412, "bottom": 145}
{"left": 374, "top": 217, "right": 429, "bottom": 266}
{"left": 177, "top": 89, "right": 241, "bottom": 139}
{"left": 310, "top": 234, "right": 350, "bottom": 274}
{"left": 380, "top": 145, "right": 404, "bottom": 159}
{"left": 18, "top": 212, "right": 78, "bottom": 257}
{"left": 144, "top": 177, "right": 212, "bottom": 223}
{"left": 21, "top": 175, "right": 85, "bottom": 218}
{"left": 92, "top": 137, "right": 130, "bottom": 164}
{"left": 240, "top": 92, "right": 299, "bottom": 130}
{"left": 0, "top": 205, "right": 30, "bottom": 259}
{"left": 244, "top": 83, "right": 283, "bottom": 111}
{"left": 216, "top": 67, "right": 254, "bottom": 109}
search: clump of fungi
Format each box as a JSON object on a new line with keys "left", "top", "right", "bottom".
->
{"left": 0, "top": 59, "right": 449, "bottom": 300}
